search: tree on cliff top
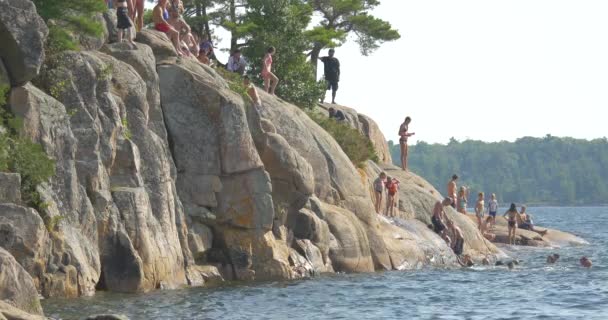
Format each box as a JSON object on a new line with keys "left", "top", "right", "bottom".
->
{"left": 305, "top": 0, "right": 400, "bottom": 73}
{"left": 33, "top": 0, "right": 106, "bottom": 52}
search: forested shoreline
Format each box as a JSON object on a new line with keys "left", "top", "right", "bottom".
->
{"left": 390, "top": 136, "right": 608, "bottom": 206}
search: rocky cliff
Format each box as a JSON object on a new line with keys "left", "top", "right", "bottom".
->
{"left": 0, "top": 1, "right": 501, "bottom": 318}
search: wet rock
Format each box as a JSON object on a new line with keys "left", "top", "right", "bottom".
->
{"left": 0, "top": 248, "right": 43, "bottom": 315}
{"left": 85, "top": 314, "right": 130, "bottom": 320}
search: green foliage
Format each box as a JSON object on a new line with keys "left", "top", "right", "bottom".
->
{"left": 310, "top": 112, "right": 378, "bottom": 168}
{"left": 306, "top": 0, "right": 400, "bottom": 64}
{"left": 33, "top": 0, "right": 106, "bottom": 53}
{"left": 121, "top": 118, "right": 132, "bottom": 140}
{"left": 243, "top": 0, "right": 324, "bottom": 109}
{"left": 214, "top": 67, "right": 250, "bottom": 102}
{"left": 389, "top": 137, "right": 608, "bottom": 205}
{"left": 0, "top": 86, "right": 56, "bottom": 210}
{"left": 44, "top": 215, "right": 64, "bottom": 233}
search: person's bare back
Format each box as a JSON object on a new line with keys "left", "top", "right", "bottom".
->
{"left": 152, "top": 5, "right": 165, "bottom": 25}
{"left": 433, "top": 201, "right": 444, "bottom": 220}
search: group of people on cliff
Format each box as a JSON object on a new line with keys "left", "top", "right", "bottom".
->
{"left": 105, "top": 0, "right": 342, "bottom": 105}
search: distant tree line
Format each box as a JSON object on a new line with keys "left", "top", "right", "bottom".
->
{"left": 389, "top": 136, "right": 608, "bottom": 206}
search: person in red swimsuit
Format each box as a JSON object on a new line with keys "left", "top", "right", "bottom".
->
{"left": 262, "top": 47, "right": 279, "bottom": 95}
{"left": 152, "top": 0, "right": 183, "bottom": 57}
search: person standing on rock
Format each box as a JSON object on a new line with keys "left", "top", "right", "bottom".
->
{"left": 488, "top": 193, "right": 498, "bottom": 229}
{"left": 457, "top": 186, "right": 468, "bottom": 214}
{"left": 398, "top": 117, "right": 415, "bottom": 171}
{"left": 373, "top": 172, "right": 387, "bottom": 214}
{"left": 262, "top": 47, "right": 279, "bottom": 95}
{"left": 432, "top": 198, "right": 452, "bottom": 242}
{"left": 503, "top": 203, "right": 519, "bottom": 245}
{"left": 132, "top": 0, "right": 145, "bottom": 32}
{"left": 115, "top": 0, "right": 136, "bottom": 47}
{"left": 320, "top": 49, "right": 340, "bottom": 104}
{"left": 385, "top": 176, "right": 400, "bottom": 217}
{"left": 475, "top": 192, "right": 485, "bottom": 231}
{"left": 447, "top": 175, "right": 458, "bottom": 209}
{"left": 152, "top": 0, "right": 183, "bottom": 57}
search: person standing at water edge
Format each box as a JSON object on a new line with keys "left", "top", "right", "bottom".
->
{"left": 373, "top": 172, "right": 387, "bottom": 214}
{"left": 503, "top": 203, "right": 519, "bottom": 245}
{"left": 262, "top": 47, "right": 279, "bottom": 95}
{"left": 320, "top": 49, "right": 340, "bottom": 104}
{"left": 447, "top": 175, "right": 458, "bottom": 209}
{"left": 398, "top": 117, "right": 415, "bottom": 171}
{"left": 475, "top": 192, "right": 485, "bottom": 231}
{"left": 488, "top": 193, "right": 498, "bottom": 229}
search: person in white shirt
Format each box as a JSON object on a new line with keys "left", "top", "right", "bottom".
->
{"left": 487, "top": 193, "right": 498, "bottom": 229}
{"left": 227, "top": 49, "right": 247, "bottom": 75}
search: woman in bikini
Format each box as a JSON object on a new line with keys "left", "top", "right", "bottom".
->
{"left": 398, "top": 116, "right": 415, "bottom": 171}
{"left": 262, "top": 47, "right": 279, "bottom": 95}
{"left": 475, "top": 192, "right": 485, "bottom": 231}
{"left": 503, "top": 203, "right": 519, "bottom": 245}
{"left": 457, "top": 186, "right": 468, "bottom": 214}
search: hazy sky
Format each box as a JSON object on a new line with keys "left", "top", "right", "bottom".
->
{"left": 150, "top": 1, "right": 608, "bottom": 144}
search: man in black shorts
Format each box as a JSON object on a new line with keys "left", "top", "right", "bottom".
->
{"left": 320, "top": 49, "right": 340, "bottom": 104}
{"left": 432, "top": 198, "right": 452, "bottom": 243}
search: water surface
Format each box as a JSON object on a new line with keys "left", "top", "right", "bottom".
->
{"left": 44, "top": 207, "right": 608, "bottom": 319}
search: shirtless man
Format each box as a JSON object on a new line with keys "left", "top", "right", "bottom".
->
{"left": 446, "top": 219, "right": 464, "bottom": 256}
{"left": 152, "top": 0, "right": 183, "bottom": 57}
{"left": 447, "top": 175, "right": 458, "bottom": 209}
{"left": 243, "top": 76, "right": 261, "bottom": 107}
{"left": 518, "top": 205, "right": 548, "bottom": 236}
{"left": 167, "top": 6, "right": 197, "bottom": 56}
{"left": 432, "top": 198, "right": 452, "bottom": 243}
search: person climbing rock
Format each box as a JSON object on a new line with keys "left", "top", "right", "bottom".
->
{"left": 385, "top": 176, "right": 400, "bottom": 217}
{"left": 447, "top": 175, "right": 458, "bottom": 209}
{"left": 446, "top": 219, "right": 464, "bottom": 255}
{"left": 398, "top": 116, "right": 415, "bottom": 171}
{"left": 243, "top": 76, "right": 261, "bottom": 107}
{"left": 115, "top": 0, "right": 136, "bottom": 47}
{"left": 373, "top": 172, "right": 387, "bottom": 214}
{"left": 262, "top": 47, "right": 279, "bottom": 95}
{"left": 320, "top": 49, "right": 340, "bottom": 104}
{"left": 328, "top": 107, "right": 345, "bottom": 121}
{"left": 432, "top": 198, "right": 452, "bottom": 242}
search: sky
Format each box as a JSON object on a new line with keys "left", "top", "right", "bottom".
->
{"left": 151, "top": 1, "right": 608, "bottom": 145}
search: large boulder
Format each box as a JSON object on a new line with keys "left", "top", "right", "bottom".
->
{"left": 0, "top": 248, "right": 43, "bottom": 316}
{"left": 0, "top": 301, "right": 45, "bottom": 320}
{"left": 0, "top": 0, "right": 48, "bottom": 86}
{"left": 0, "top": 173, "right": 21, "bottom": 203}
{"left": 318, "top": 103, "right": 392, "bottom": 164}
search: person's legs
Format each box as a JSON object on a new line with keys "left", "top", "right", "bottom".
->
{"left": 269, "top": 72, "right": 279, "bottom": 95}
{"left": 118, "top": 28, "right": 124, "bottom": 43}
{"left": 264, "top": 75, "right": 271, "bottom": 93}
{"left": 374, "top": 192, "right": 382, "bottom": 214}
{"left": 167, "top": 28, "right": 183, "bottom": 57}
{"left": 331, "top": 81, "right": 338, "bottom": 104}
{"left": 477, "top": 216, "right": 482, "bottom": 231}
{"left": 135, "top": 0, "right": 144, "bottom": 31}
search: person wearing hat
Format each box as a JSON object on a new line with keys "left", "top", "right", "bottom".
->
{"left": 320, "top": 49, "right": 341, "bottom": 104}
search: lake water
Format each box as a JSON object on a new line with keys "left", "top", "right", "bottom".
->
{"left": 43, "top": 207, "right": 608, "bottom": 320}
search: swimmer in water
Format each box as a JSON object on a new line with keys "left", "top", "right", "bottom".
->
{"left": 546, "top": 254, "right": 560, "bottom": 264}
{"left": 580, "top": 256, "right": 592, "bottom": 268}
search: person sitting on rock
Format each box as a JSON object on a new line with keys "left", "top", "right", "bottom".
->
{"left": 167, "top": 3, "right": 197, "bottom": 56}
{"left": 546, "top": 253, "right": 560, "bottom": 264}
{"left": 243, "top": 76, "right": 261, "bottom": 108}
{"left": 328, "top": 107, "right": 345, "bottom": 122}
{"left": 115, "top": 0, "right": 136, "bottom": 47}
{"left": 518, "top": 205, "right": 548, "bottom": 236}
{"left": 198, "top": 47, "right": 211, "bottom": 65}
{"left": 227, "top": 49, "right": 248, "bottom": 75}
{"left": 432, "top": 198, "right": 452, "bottom": 243}
{"left": 152, "top": 0, "right": 183, "bottom": 57}
{"left": 580, "top": 256, "right": 592, "bottom": 268}
{"left": 446, "top": 219, "right": 464, "bottom": 256}
{"left": 503, "top": 203, "right": 519, "bottom": 245}
{"left": 385, "top": 176, "right": 400, "bottom": 217}
{"left": 373, "top": 172, "right": 387, "bottom": 214}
